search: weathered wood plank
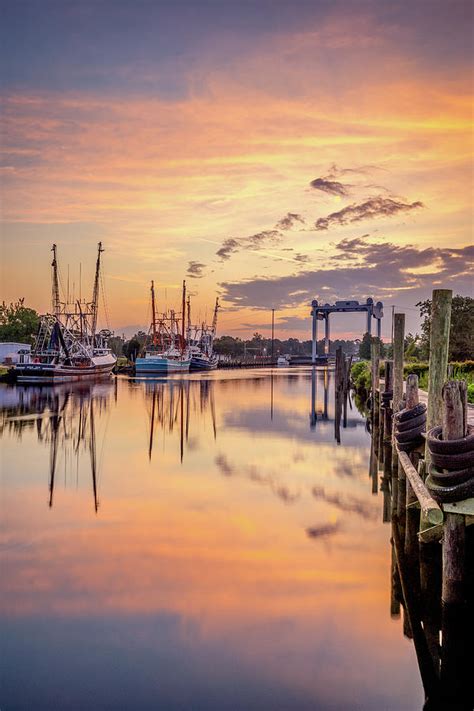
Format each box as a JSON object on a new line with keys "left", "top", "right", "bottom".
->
{"left": 397, "top": 449, "right": 444, "bottom": 525}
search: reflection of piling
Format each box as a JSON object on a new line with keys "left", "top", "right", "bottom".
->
{"left": 440, "top": 381, "right": 469, "bottom": 706}
{"left": 392, "top": 520, "right": 440, "bottom": 702}
{"left": 310, "top": 366, "right": 317, "bottom": 428}
{"left": 334, "top": 347, "right": 343, "bottom": 443}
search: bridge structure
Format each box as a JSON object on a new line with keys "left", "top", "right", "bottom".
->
{"left": 310, "top": 297, "right": 384, "bottom": 363}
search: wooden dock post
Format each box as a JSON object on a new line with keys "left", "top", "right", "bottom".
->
{"left": 425, "top": 289, "right": 452, "bottom": 466}
{"left": 440, "top": 380, "right": 469, "bottom": 705}
{"left": 371, "top": 339, "right": 380, "bottom": 458}
{"left": 404, "top": 375, "right": 420, "bottom": 566}
{"left": 383, "top": 360, "right": 393, "bottom": 480}
{"left": 392, "top": 314, "right": 405, "bottom": 472}
{"left": 441, "top": 381, "right": 467, "bottom": 606}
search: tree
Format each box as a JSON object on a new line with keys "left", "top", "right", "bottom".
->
{"left": 123, "top": 338, "right": 140, "bottom": 361}
{"left": 358, "top": 332, "right": 372, "bottom": 359}
{"left": 0, "top": 299, "right": 39, "bottom": 345}
{"left": 417, "top": 295, "right": 474, "bottom": 361}
{"left": 404, "top": 333, "right": 422, "bottom": 361}
{"left": 107, "top": 335, "right": 125, "bottom": 357}
{"left": 358, "top": 332, "right": 384, "bottom": 360}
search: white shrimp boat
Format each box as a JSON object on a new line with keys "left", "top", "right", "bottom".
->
{"left": 15, "top": 243, "right": 116, "bottom": 384}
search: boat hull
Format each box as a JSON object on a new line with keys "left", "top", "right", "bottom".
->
{"left": 15, "top": 356, "right": 116, "bottom": 384}
{"left": 135, "top": 357, "right": 191, "bottom": 374}
{"left": 190, "top": 355, "right": 218, "bottom": 371}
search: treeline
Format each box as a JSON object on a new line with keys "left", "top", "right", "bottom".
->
{"left": 1, "top": 294, "right": 472, "bottom": 363}
{"left": 358, "top": 295, "right": 473, "bottom": 362}
{"left": 212, "top": 333, "right": 358, "bottom": 357}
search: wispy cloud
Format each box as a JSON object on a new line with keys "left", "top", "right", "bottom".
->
{"left": 219, "top": 237, "right": 473, "bottom": 310}
{"left": 310, "top": 177, "right": 349, "bottom": 197}
{"left": 306, "top": 522, "right": 341, "bottom": 540}
{"left": 216, "top": 238, "right": 240, "bottom": 261}
{"left": 215, "top": 453, "right": 300, "bottom": 504}
{"left": 216, "top": 230, "right": 282, "bottom": 261}
{"left": 275, "top": 212, "right": 306, "bottom": 230}
{"left": 315, "top": 196, "right": 424, "bottom": 230}
{"left": 186, "top": 260, "right": 206, "bottom": 278}
{"left": 311, "top": 486, "right": 378, "bottom": 521}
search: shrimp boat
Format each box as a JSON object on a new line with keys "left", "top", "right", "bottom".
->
{"left": 188, "top": 297, "right": 219, "bottom": 371}
{"left": 135, "top": 280, "right": 191, "bottom": 375}
{"left": 15, "top": 243, "right": 116, "bottom": 384}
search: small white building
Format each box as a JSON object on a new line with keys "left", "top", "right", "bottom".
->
{"left": 0, "top": 342, "right": 31, "bottom": 364}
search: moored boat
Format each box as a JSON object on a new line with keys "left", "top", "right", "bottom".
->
{"left": 135, "top": 280, "right": 190, "bottom": 375}
{"left": 15, "top": 243, "right": 116, "bottom": 384}
{"left": 188, "top": 297, "right": 220, "bottom": 371}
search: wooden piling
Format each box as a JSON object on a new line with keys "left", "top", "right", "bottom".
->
{"left": 392, "top": 314, "right": 405, "bottom": 471}
{"left": 425, "top": 289, "right": 452, "bottom": 466}
{"left": 371, "top": 338, "right": 380, "bottom": 395}
{"left": 441, "top": 380, "right": 467, "bottom": 607}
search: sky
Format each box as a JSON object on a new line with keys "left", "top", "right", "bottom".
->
{"left": 1, "top": 0, "right": 473, "bottom": 340}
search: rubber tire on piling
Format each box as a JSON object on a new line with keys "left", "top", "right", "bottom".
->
{"left": 395, "top": 403, "right": 426, "bottom": 423}
{"left": 396, "top": 423, "right": 427, "bottom": 443}
{"left": 397, "top": 437, "right": 425, "bottom": 453}
{"left": 429, "top": 464, "right": 474, "bottom": 487}
{"left": 426, "top": 425, "right": 474, "bottom": 455}
{"left": 396, "top": 411, "right": 427, "bottom": 432}
{"left": 425, "top": 474, "right": 474, "bottom": 504}
{"left": 430, "top": 449, "right": 474, "bottom": 471}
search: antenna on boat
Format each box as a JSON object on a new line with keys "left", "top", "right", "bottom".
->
{"left": 151, "top": 280, "right": 157, "bottom": 345}
{"left": 91, "top": 242, "right": 104, "bottom": 340}
{"left": 181, "top": 280, "right": 186, "bottom": 354}
{"left": 51, "top": 244, "right": 61, "bottom": 316}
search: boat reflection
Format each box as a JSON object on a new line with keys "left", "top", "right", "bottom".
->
{"left": 144, "top": 378, "right": 217, "bottom": 462}
{"left": 1, "top": 382, "right": 112, "bottom": 512}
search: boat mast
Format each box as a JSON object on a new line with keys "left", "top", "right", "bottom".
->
{"left": 181, "top": 280, "right": 186, "bottom": 354}
{"left": 212, "top": 297, "right": 219, "bottom": 335}
{"left": 51, "top": 244, "right": 61, "bottom": 317}
{"left": 151, "top": 280, "right": 157, "bottom": 345}
{"left": 91, "top": 241, "right": 104, "bottom": 341}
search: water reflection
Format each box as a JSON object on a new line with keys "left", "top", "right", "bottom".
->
{"left": 369, "top": 428, "right": 473, "bottom": 710}
{"left": 1, "top": 382, "right": 112, "bottom": 512}
{"left": 1, "top": 371, "right": 425, "bottom": 711}
{"left": 144, "top": 379, "right": 217, "bottom": 462}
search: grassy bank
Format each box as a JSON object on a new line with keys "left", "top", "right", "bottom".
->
{"left": 351, "top": 360, "right": 474, "bottom": 403}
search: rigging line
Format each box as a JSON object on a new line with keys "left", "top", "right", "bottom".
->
{"left": 100, "top": 273, "right": 111, "bottom": 330}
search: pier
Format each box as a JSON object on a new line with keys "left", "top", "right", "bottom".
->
{"left": 342, "top": 288, "right": 474, "bottom": 711}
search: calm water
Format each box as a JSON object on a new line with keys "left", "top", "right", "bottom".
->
{"left": 1, "top": 369, "right": 423, "bottom": 710}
